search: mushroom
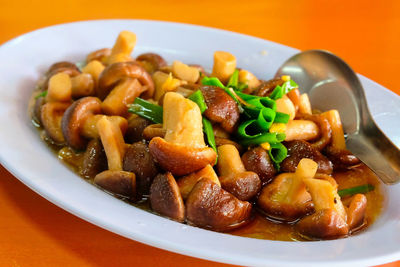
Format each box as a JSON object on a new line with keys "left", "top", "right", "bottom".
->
{"left": 149, "top": 92, "right": 217, "bottom": 176}
{"left": 172, "top": 61, "right": 200, "bottom": 83}
{"left": 142, "top": 124, "right": 166, "bottom": 140}
{"left": 177, "top": 164, "right": 220, "bottom": 200}
{"left": 107, "top": 31, "right": 136, "bottom": 65}
{"left": 41, "top": 102, "right": 71, "bottom": 144}
{"left": 86, "top": 48, "right": 111, "bottom": 64}
{"left": 97, "top": 61, "right": 154, "bottom": 100}
{"left": 149, "top": 172, "right": 185, "bottom": 222}
{"left": 211, "top": 51, "right": 236, "bottom": 84}
{"left": 217, "top": 144, "right": 261, "bottom": 201}
{"left": 296, "top": 176, "right": 349, "bottom": 239}
{"left": 80, "top": 138, "right": 107, "bottom": 179}
{"left": 281, "top": 140, "right": 333, "bottom": 175}
{"left": 93, "top": 116, "right": 137, "bottom": 199}
{"left": 45, "top": 72, "right": 72, "bottom": 103}
{"left": 125, "top": 115, "right": 152, "bottom": 143}
{"left": 94, "top": 170, "right": 136, "bottom": 199}
{"left": 257, "top": 158, "right": 317, "bottom": 221}
{"left": 123, "top": 141, "right": 159, "bottom": 197}
{"left": 43, "top": 61, "right": 81, "bottom": 90}
{"left": 82, "top": 60, "right": 105, "bottom": 88}
{"left": 136, "top": 53, "right": 167, "bottom": 73}
{"left": 346, "top": 193, "right": 367, "bottom": 231}
{"left": 255, "top": 77, "right": 284, "bottom": 97}
{"left": 186, "top": 178, "right": 252, "bottom": 231}
{"left": 61, "top": 97, "right": 102, "bottom": 150}
{"left": 241, "top": 146, "right": 276, "bottom": 185}
{"left": 200, "top": 86, "right": 240, "bottom": 133}
{"left": 238, "top": 69, "right": 261, "bottom": 92}
{"left": 70, "top": 73, "right": 95, "bottom": 98}
{"left": 101, "top": 78, "right": 146, "bottom": 116}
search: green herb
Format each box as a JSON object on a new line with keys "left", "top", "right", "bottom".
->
{"left": 274, "top": 112, "right": 290, "bottom": 124}
{"left": 202, "top": 118, "right": 217, "bottom": 153}
{"left": 128, "top": 98, "right": 163, "bottom": 124}
{"left": 237, "top": 82, "right": 248, "bottom": 91}
{"left": 226, "top": 69, "right": 239, "bottom": 89}
{"left": 201, "top": 76, "right": 225, "bottom": 88}
{"left": 35, "top": 91, "right": 47, "bottom": 99}
{"left": 338, "top": 184, "right": 375, "bottom": 198}
{"left": 269, "top": 79, "right": 298, "bottom": 100}
{"left": 268, "top": 142, "right": 288, "bottom": 171}
{"left": 189, "top": 90, "right": 207, "bottom": 114}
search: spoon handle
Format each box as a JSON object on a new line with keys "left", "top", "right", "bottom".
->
{"left": 346, "top": 120, "right": 400, "bottom": 184}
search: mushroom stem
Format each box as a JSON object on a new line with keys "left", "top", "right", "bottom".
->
{"left": 217, "top": 144, "right": 246, "bottom": 175}
{"left": 46, "top": 73, "right": 72, "bottom": 102}
{"left": 81, "top": 114, "right": 127, "bottom": 139}
{"left": 96, "top": 116, "right": 126, "bottom": 171}
{"left": 163, "top": 92, "right": 205, "bottom": 148}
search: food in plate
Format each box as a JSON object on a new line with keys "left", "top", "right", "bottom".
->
{"left": 29, "top": 30, "right": 383, "bottom": 241}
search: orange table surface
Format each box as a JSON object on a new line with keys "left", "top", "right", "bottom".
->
{"left": 0, "top": 0, "right": 399, "bottom": 266}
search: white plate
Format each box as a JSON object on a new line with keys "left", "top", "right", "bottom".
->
{"left": 0, "top": 20, "right": 399, "bottom": 267}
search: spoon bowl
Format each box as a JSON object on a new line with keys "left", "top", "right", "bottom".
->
{"left": 276, "top": 49, "right": 400, "bottom": 184}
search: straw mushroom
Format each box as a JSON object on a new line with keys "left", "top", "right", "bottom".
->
{"left": 241, "top": 146, "right": 277, "bottom": 185}
{"left": 149, "top": 172, "right": 185, "bottom": 222}
{"left": 97, "top": 61, "right": 154, "bottom": 100}
{"left": 217, "top": 144, "right": 261, "bottom": 201}
{"left": 149, "top": 92, "right": 217, "bottom": 176}
{"left": 257, "top": 158, "right": 317, "bottom": 221}
{"left": 40, "top": 102, "right": 71, "bottom": 144}
{"left": 186, "top": 178, "right": 252, "bottom": 231}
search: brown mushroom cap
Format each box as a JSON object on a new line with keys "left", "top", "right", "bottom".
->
{"left": 97, "top": 61, "right": 154, "bottom": 100}
{"left": 123, "top": 141, "right": 159, "bottom": 196}
{"left": 149, "top": 137, "right": 217, "bottom": 176}
{"left": 44, "top": 61, "right": 81, "bottom": 89}
{"left": 200, "top": 86, "right": 240, "bottom": 133}
{"left": 346, "top": 194, "right": 367, "bottom": 231}
{"left": 281, "top": 140, "right": 333, "bottom": 175}
{"left": 80, "top": 138, "right": 107, "bottom": 179}
{"left": 86, "top": 48, "right": 111, "bottom": 63}
{"left": 136, "top": 53, "right": 167, "bottom": 73}
{"left": 186, "top": 178, "right": 252, "bottom": 231}
{"left": 61, "top": 96, "right": 102, "bottom": 150}
{"left": 149, "top": 172, "right": 185, "bottom": 222}
{"left": 125, "top": 116, "right": 152, "bottom": 143}
{"left": 257, "top": 173, "right": 314, "bottom": 221}
{"left": 242, "top": 146, "right": 276, "bottom": 185}
{"left": 40, "top": 102, "right": 71, "bottom": 144}
{"left": 219, "top": 171, "right": 261, "bottom": 201}
{"left": 94, "top": 170, "right": 136, "bottom": 199}
{"left": 296, "top": 208, "right": 349, "bottom": 239}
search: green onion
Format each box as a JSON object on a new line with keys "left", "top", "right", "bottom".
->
{"left": 35, "top": 91, "right": 47, "bottom": 99}
{"left": 201, "top": 76, "right": 225, "bottom": 88}
{"left": 75, "top": 61, "right": 86, "bottom": 72}
{"left": 237, "top": 82, "right": 248, "bottom": 91}
{"left": 338, "top": 184, "right": 375, "bottom": 198}
{"left": 269, "top": 79, "right": 298, "bottom": 100}
{"left": 189, "top": 90, "right": 207, "bottom": 114}
{"left": 268, "top": 142, "right": 288, "bottom": 171}
{"left": 274, "top": 112, "right": 290, "bottom": 124}
{"left": 128, "top": 98, "right": 163, "bottom": 124}
{"left": 226, "top": 69, "right": 239, "bottom": 89}
{"left": 202, "top": 118, "right": 217, "bottom": 153}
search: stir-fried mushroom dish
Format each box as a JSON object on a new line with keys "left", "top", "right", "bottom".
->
{"left": 30, "top": 31, "right": 383, "bottom": 241}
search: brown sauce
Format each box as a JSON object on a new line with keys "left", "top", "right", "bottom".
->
{"left": 30, "top": 88, "right": 384, "bottom": 242}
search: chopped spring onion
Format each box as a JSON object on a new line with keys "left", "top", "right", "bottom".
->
{"left": 269, "top": 80, "right": 298, "bottom": 100}
{"left": 202, "top": 117, "right": 217, "bottom": 153}
{"left": 35, "top": 90, "right": 47, "bottom": 99}
{"left": 201, "top": 76, "right": 225, "bottom": 89}
{"left": 274, "top": 112, "right": 290, "bottom": 124}
{"left": 189, "top": 90, "right": 207, "bottom": 114}
{"left": 128, "top": 98, "right": 163, "bottom": 124}
{"left": 338, "top": 184, "right": 375, "bottom": 198}
{"left": 226, "top": 69, "right": 239, "bottom": 89}
{"left": 268, "top": 142, "right": 288, "bottom": 171}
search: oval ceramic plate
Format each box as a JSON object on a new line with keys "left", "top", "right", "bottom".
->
{"left": 0, "top": 20, "right": 399, "bottom": 267}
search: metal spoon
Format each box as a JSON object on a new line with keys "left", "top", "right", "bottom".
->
{"left": 275, "top": 49, "right": 400, "bottom": 184}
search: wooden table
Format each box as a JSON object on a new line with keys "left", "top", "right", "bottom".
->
{"left": 0, "top": 0, "right": 399, "bottom": 266}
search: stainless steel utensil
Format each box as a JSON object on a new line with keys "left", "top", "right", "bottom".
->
{"left": 276, "top": 49, "right": 400, "bottom": 184}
